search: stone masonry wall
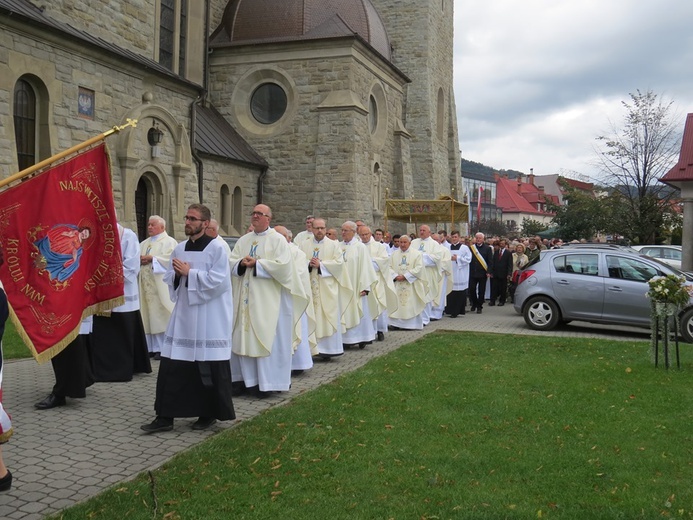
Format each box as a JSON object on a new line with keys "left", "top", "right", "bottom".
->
{"left": 0, "top": 24, "right": 200, "bottom": 238}
{"left": 371, "top": 0, "right": 458, "bottom": 203}
{"left": 209, "top": 45, "right": 406, "bottom": 234}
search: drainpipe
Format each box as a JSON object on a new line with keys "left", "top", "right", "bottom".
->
{"left": 257, "top": 166, "right": 268, "bottom": 205}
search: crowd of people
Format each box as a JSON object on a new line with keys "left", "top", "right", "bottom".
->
{"left": 25, "top": 205, "right": 560, "bottom": 440}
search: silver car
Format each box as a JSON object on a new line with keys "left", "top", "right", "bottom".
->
{"left": 513, "top": 248, "right": 693, "bottom": 342}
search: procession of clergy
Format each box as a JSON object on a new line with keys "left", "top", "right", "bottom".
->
{"left": 83, "top": 203, "right": 477, "bottom": 433}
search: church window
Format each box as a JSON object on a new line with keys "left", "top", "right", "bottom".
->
{"left": 250, "top": 83, "right": 287, "bottom": 124}
{"left": 13, "top": 79, "right": 36, "bottom": 171}
{"left": 158, "top": 0, "right": 188, "bottom": 75}
{"left": 369, "top": 95, "right": 378, "bottom": 134}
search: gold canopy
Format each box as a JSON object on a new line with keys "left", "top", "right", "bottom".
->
{"left": 385, "top": 195, "right": 469, "bottom": 226}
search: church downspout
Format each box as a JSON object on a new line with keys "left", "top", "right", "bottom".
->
{"left": 257, "top": 166, "right": 267, "bottom": 204}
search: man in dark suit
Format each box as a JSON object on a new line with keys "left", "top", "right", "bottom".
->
{"left": 468, "top": 232, "right": 493, "bottom": 314}
{"left": 489, "top": 238, "right": 513, "bottom": 306}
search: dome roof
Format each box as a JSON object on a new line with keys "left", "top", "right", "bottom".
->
{"left": 213, "top": 0, "right": 391, "bottom": 61}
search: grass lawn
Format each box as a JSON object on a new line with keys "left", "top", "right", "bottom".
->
{"left": 52, "top": 332, "right": 693, "bottom": 519}
{"left": 2, "top": 319, "right": 31, "bottom": 360}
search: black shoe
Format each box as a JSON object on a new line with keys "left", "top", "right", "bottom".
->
{"left": 291, "top": 369, "right": 305, "bottom": 377}
{"left": 247, "top": 385, "right": 272, "bottom": 399}
{"left": 231, "top": 382, "right": 247, "bottom": 396}
{"left": 488, "top": 301, "right": 496, "bottom": 306}
{"left": 140, "top": 417, "right": 174, "bottom": 433}
{"left": 377, "top": 331, "right": 385, "bottom": 341}
{"left": 470, "top": 306, "right": 477, "bottom": 312}
{"left": 153, "top": 353, "right": 161, "bottom": 360}
{"left": 192, "top": 417, "right": 217, "bottom": 431}
{"left": 0, "top": 470, "right": 12, "bottom": 492}
{"left": 476, "top": 308, "right": 482, "bottom": 314}
{"left": 35, "top": 393, "right": 66, "bottom": 410}
{"left": 449, "top": 314, "right": 457, "bottom": 318}
{"left": 498, "top": 302, "right": 505, "bottom": 306}
{"left": 343, "top": 343, "right": 357, "bottom": 349}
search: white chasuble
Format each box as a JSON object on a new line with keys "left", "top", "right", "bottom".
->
{"left": 139, "top": 231, "right": 178, "bottom": 335}
{"left": 410, "top": 237, "right": 444, "bottom": 305}
{"left": 364, "top": 238, "right": 397, "bottom": 317}
{"left": 389, "top": 248, "right": 428, "bottom": 321}
{"left": 299, "top": 237, "right": 352, "bottom": 341}
{"left": 230, "top": 229, "right": 309, "bottom": 358}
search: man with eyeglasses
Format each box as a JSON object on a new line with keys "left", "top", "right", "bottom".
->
{"left": 228, "top": 205, "right": 309, "bottom": 398}
{"left": 299, "top": 218, "right": 352, "bottom": 359}
{"left": 141, "top": 204, "right": 235, "bottom": 433}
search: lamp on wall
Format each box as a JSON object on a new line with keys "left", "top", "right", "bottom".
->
{"left": 147, "top": 118, "right": 164, "bottom": 157}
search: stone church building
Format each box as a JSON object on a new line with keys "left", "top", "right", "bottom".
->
{"left": 0, "top": 0, "right": 461, "bottom": 240}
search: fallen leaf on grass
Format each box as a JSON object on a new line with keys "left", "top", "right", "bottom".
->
{"left": 385, "top": 424, "right": 393, "bottom": 429}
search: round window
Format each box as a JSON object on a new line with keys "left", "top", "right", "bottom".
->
{"left": 250, "top": 83, "right": 287, "bottom": 124}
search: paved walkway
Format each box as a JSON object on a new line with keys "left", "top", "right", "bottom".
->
{"left": 0, "top": 305, "right": 650, "bottom": 519}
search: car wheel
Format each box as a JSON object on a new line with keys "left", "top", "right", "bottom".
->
{"left": 523, "top": 296, "right": 561, "bottom": 331}
{"left": 680, "top": 308, "right": 693, "bottom": 343}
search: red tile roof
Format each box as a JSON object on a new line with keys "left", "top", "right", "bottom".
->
{"left": 495, "top": 176, "right": 555, "bottom": 215}
{"left": 661, "top": 113, "right": 693, "bottom": 185}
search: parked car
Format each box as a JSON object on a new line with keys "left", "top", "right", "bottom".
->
{"left": 513, "top": 249, "right": 693, "bottom": 342}
{"left": 631, "top": 244, "right": 682, "bottom": 270}
{"left": 559, "top": 243, "right": 638, "bottom": 252}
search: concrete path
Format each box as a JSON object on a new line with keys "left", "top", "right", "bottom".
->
{"left": 0, "top": 305, "right": 651, "bottom": 519}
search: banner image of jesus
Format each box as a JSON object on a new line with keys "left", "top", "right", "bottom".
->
{"left": 34, "top": 224, "right": 92, "bottom": 282}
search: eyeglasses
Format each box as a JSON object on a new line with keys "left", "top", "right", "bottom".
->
{"left": 184, "top": 216, "right": 205, "bottom": 222}
{"left": 250, "top": 211, "right": 270, "bottom": 218}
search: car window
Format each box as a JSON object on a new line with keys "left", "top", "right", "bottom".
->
{"left": 553, "top": 254, "right": 599, "bottom": 276}
{"left": 663, "top": 249, "right": 681, "bottom": 261}
{"left": 640, "top": 247, "right": 657, "bottom": 256}
{"left": 606, "top": 255, "right": 658, "bottom": 282}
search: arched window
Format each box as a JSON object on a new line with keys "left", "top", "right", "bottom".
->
{"left": 158, "top": 0, "right": 188, "bottom": 75}
{"left": 13, "top": 79, "right": 37, "bottom": 171}
{"left": 220, "top": 184, "right": 231, "bottom": 233}
{"left": 232, "top": 187, "right": 243, "bottom": 234}
{"left": 135, "top": 173, "right": 165, "bottom": 241}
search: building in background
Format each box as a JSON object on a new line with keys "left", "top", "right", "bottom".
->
{"left": 1, "top": 0, "right": 461, "bottom": 238}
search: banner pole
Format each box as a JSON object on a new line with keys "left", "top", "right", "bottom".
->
{"left": 0, "top": 119, "right": 137, "bottom": 190}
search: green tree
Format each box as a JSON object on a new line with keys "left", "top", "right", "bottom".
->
{"left": 594, "top": 89, "right": 681, "bottom": 243}
{"left": 521, "top": 219, "right": 548, "bottom": 237}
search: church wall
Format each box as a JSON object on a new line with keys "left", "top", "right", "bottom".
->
{"left": 40, "top": 0, "right": 155, "bottom": 56}
{"left": 0, "top": 24, "right": 202, "bottom": 239}
{"left": 200, "top": 158, "right": 260, "bottom": 236}
{"left": 209, "top": 41, "right": 407, "bottom": 235}
{"left": 371, "top": 0, "right": 459, "bottom": 202}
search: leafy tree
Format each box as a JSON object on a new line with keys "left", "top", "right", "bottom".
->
{"left": 521, "top": 219, "right": 548, "bottom": 237}
{"left": 594, "top": 89, "right": 681, "bottom": 243}
{"left": 473, "top": 218, "right": 514, "bottom": 238}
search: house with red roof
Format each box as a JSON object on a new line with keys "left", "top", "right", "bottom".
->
{"left": 495, "top": 173, "right": 557, "bottom": 230}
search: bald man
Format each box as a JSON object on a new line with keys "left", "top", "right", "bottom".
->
{"left": 229, "top": 205, "right": 309, "bottom": 397}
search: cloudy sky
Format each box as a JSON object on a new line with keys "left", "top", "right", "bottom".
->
{"left": 453, "top": 0, "right": 693, "bottom": 181}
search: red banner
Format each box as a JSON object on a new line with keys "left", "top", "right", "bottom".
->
{"left": 0, "top": 143, "right": 124, "bottom": 363}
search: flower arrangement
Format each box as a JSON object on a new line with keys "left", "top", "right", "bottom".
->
{"left": 647, "top": 274, "right": 692, "bottom": 369}
{"left": 646, "top": 274, "right": 692, "bottom": 307}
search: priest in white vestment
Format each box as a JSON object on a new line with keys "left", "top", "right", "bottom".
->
{"left": 141, "top": 204, "right": 234, "bottom": 434}
{"left": 359, "top": 226, "right": 397, "bottom": 341}
{"left": 293, "top": 215, "right": 314, "bottom": 244}
{"left": 91, "top": 224, "right": 151, "bottom": 381}
{"left": 445, "top": 230, "right": 472, "bottom": 317}
{"left": 299, "top": 218, "right": 352, "bottom": 358}
{"left": 229, "top": 206, "right": 309, "bottom": 397}
{"left": 139, "top": 215, "right": 178, "bottom": 356}
{"left": 340, "top": 221, "right": 378, "bottom": 348}
{"left": 430, "top": 233, "right": 453, "bottom": 321}
{"left": 410, "top": 225, "right": 444, "bottom": 325}
{"left": 275, "top": 226, "right": 317, "bottom": 375}
{"left": 388, "top": 235, "right": 428, "bottom": 330}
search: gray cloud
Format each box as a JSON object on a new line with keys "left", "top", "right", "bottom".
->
{"left": 454, "top": 0, "right": 693, "bottom": 177}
